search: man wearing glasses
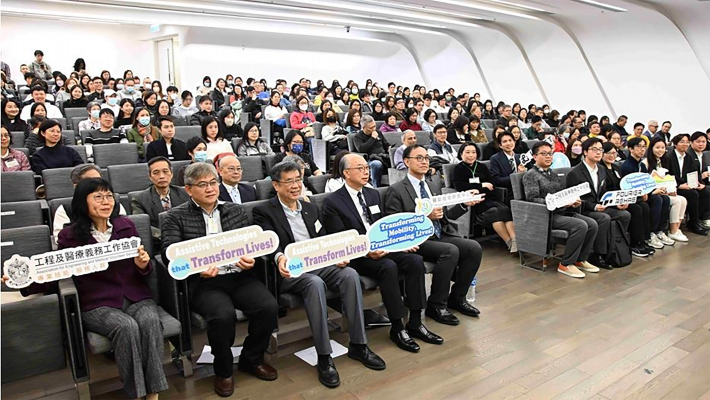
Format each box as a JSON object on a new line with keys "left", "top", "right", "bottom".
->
{"left": 215, "top": 154, "right": 256, "bottom": 204}
{"left": 566, "top": 138, "right": 631, "bottom": 269}
{"left": 385, "top": 145, "right": 484, "bottom": 326}
{"left": 322, "top": 154, "right": 440, "bottom": 354}
{"left": 253, "top": 161, "right": 385, "bottom": 389}
{"left": 161, "top": 163, "right": 279, "bottom": 397}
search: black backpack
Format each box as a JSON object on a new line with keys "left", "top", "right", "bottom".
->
{"left": 606, "top": 219, "right": 632, "bottom": 268}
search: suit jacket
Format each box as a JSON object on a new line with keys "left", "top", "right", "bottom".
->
{"left": 384, "top": 173, "right": 466, "bottom": 237}
{"left": 145, "top": 138, "right": 189, "bottom": 162}
{"left": 218, "top": 182, "right": 257, "bottom": 204}
{"left": 489, "top": 151, "right": 522, "bottom": 189}
{"left": 565, "top": 161, "right": 607, "bottom": 212}
{"left": 322, "top": 185, "right": 384, "bottom": 235}
{"left": 667, "top": 150, "right": 701, "bottom": 186}
{"left": 688, "top": 150, "right": 709, "bottom": 185}
{"left": 253, "top": 198, "right": 326, "bottom": 288}
{"left": 131, "top": 185, "right": 190, "bottom": 232}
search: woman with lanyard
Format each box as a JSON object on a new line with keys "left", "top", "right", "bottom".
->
{"left": 452, "top": 142, "right": 517, "bottom": 253}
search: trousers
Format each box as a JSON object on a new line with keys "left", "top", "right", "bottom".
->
{"left": 551, "top": 213, "right": 598, "bottom": 266}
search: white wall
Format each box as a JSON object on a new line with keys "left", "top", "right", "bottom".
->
{"left": 0, "top": 16, "right": 154, "bottom": 81}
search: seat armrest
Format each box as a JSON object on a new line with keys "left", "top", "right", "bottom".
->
{"left": 510, "top": 200, "right": 552, "bottom": 256}
{"left": 58, "top": 279, "right": 89, "bottom": 382}
{"left": 493, "top": 187, "right": 507, "bottom": 202}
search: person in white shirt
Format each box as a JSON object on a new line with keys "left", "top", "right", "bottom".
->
{"left": 172, "top": 90, "right": 199, "bottom": 119}
{"left": 77, "top": 102, "right": 102, "bottom": 132}
{"left": 432, "top": 95, "right": 450, "bottom": 115}
{"left": 201, "top": 115, "right": 234, "bottom": 160}
{"left": 100, "top": 89, "right": 121, "bottom": 116}
{"left": 117, "top": 79, "right": 141, "bottom": 102}
{"left": 20, "top": 86, "right": 62, "bottom": 120}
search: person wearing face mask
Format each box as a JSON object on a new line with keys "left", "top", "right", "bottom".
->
{"left": 218, "top": 109, "right": 243, "bottom": 141}
{"left": 566, "top": 138, "right": 584, "bottom": 167}
{"left": 553, "top": 124, "right": 570, "bottom": 154}
{"left": 273, "top": 130, "right": 323, "bottom": 177}
{"left": 290, "top": 96, "right": 317, "bottom": 154}
{"left": 86, "top": 108, "right": 128, "bottom": 148}
{"left": 117, "top": 79, "right": 141, "bottom": 102}
{"left": 101, "top": 89, "right": 121, "bottom": 116}
{"left": 127, "top": 107, "right": 161, "bottom": 160}
{"left": 177, "top": 137, "right": 209, "bottom": 186}
{"left": 78, "top": 102, "right": 102, "bottom": 132}
{"left": 172, "top": 90, "right": 199, "bottom": 119}
{"left": 196, "top": 76, "right": 212, "bottom": 98}
{"left": 165, "top": 86, "right": 179, "bottom": 107}
{"left": 320, "top": 109, "right": 348, "bottom": 154}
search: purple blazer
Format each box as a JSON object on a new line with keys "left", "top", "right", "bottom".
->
{"left": 23, "top": 216, "right": 153, "bottom": 312}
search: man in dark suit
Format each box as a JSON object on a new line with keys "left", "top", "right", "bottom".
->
{"left": 253, "top": 161, "right": 385, "bottom": 389}
{"left": 490, "top": 130, "right": 527, "bottom": 191}
{"left": 385, "top": 145, "right": 484, "bottom": 326}
{"left": 161, "top": 163, "right": 278, "bottom": 397}
{"left": 667, "top": 133, "right": 709, "bottom": 235}
{"left": 131, "top": 156, "right": 189, "bottom": 246}
{"left": 566, "top": 137, "right": 631, "bottom": 266}
{"left": 146, "top": 116, "right": 189, "bottom": 162}
{"left": 215, "top": 155, "right": 257, "bottom": 204}
{"left": 322, "top": 154, "right": 441, "bottom": 354}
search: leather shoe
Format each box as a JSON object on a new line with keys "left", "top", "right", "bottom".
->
{"left": 317, "top": 356, "right": 340, "bottom": 388}
{"left": 237, "top": 362, "right": 278, "bottom": 381}
{"left": 214, "top": 376, "right": 234, "bottom": 397}
{"left": 595, "top": 257, "right": 613, "bottom": 270}
{"left": 688, "top": 224, "right": 709, "bottom": 236}
{"left": 447, "top": 297, "right": 480, "bottom": 317}
{"left": 390, "top": 329, "right": 420, "bottom": 353}
{"left": 425, "top": 307, "right": 460, "bottom": 326}
{"left": 406, "top": 324, "right": 444, "bottom": 344}
{"left": 348, "top": 344, "right": 386, "bottom": 370}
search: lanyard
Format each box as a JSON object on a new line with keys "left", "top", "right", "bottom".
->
{"left": 468, "top": 161, "right": 478, "bottom": 177}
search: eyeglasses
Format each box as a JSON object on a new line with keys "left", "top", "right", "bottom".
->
{"left": 189, "top": 180, "right": 219, "bottom": 189}
{"left": 346, "top": 165, "right": 370, "bottom": 173}
{"left": 275, "top": 178, "right": 303, "bottom": 186}
{"left": 225, "top": 167, "right": 243, "bottom": 173}
{"left": 605, "top": 151, "right": 618, "bottom": 156}
{"left": 91, "top": 193, "right": 115, "bottom": 203}
{"left": 406, "top": 155, "right": 432, "bottom": 163}
{"left": 536, "top": 152, "right": 554, "bottom": 157}
{"left": 588, "top": 147, "right": 604, "bottom": 153}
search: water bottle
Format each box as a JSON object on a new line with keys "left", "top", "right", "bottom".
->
{"left": 466, "top": 277, "right": 477, "bottom": 304}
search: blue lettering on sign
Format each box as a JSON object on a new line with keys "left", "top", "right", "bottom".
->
{"left": 287, "top": 257, "right": 304, "bottom": 278}
{"left": 169, "top": 258, "right": 191, "bottom": 280}
{"left": 620, "top": 172, "right": 657, "bottom": 195}
{"left": 367, "top": 212, "right": 434, "bottom": 252}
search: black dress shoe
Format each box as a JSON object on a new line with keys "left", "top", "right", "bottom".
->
{"left": 348, "top": 344, "right": 386, "bottom": 370}
{"left": 596, "top": 257, "right": 613, "bottom": 270}
{"left": 688, "top": 224, "right": 709, "bottom": 236}
{"left": 447, "top": 298, "right": 480, "bottom": 317}
{"left": 406, "top": 324, "right": 444, "bottom": 345}
{"left": 425, "top": 307, "right": 460, "bottom": 326}
{"left": 390, "top": 329, "right": 420, "bottom": 353}
{"left": 317, "top": 356, "right": 340, "bottom": 388}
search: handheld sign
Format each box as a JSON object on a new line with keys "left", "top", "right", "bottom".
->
{"left": 652, "top": 173, "right": 677, "bottom": 193}
{"left": 165, "top": 226, "right": 278, "bottom": 280}
{"left": 620, "top": 172, "right": 657, "bottom": 195}
{"left": 545, "top": 182, "right": 591, "bottom": 211}
{"left": 687, "top": 171, "right": 699, "bottom": 189}
{"left": 429, "top": 191, "right": 484, "bottom": 208}
{"left": 368, "top": 213, "right": 434, "bottom": 252}
{"left": 551, "top": 153, "right": 571, "bottom": 169}
{"left": 600, "top": 189, "right": 642, "bottom": 207}
{"left": 519, "top": 150, "right": 533, "bottom": 167}
{"left": 3, "top": 237, "right": 141, "bottom": 289}
{"left": 284, "top": 230, "right": 369, "bottom": 278}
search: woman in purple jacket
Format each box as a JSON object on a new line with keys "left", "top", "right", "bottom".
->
{"left": 7, "top": 178, "right": 167, "bottom": 399}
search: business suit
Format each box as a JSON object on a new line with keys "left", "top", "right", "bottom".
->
{"left": 566, "top": 161, "right": 631, "bottom": 256}
{"left": 253, "top": 198, "right": 367, "bottom": 356}
{"left": 218, "top": 182, "right": 257, "bottom": 204}
{"left": 667, "top": 150, "right": 710, "bottom": 225}
{"left": 322, "top": 185, "right": 427, "bottom": 322}
{"left": 131, "top": 185, "right": 190, "bottom": 240}
{"left": 384, "top": 174, "right": 482, "bottom": 310}
{"left": 145, "top": 138, "right": 189, "bottom": 162}
{"left": 489, "top": 151, "right": 522, "bottom": 190}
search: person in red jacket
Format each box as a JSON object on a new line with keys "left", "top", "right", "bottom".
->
{"left": 399, "top": 108, "right": 422, "bottom": 132}
{"left": 290, "top": 95, "right": 317, "bottom": 154}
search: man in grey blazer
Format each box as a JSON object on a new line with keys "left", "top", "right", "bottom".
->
{"left": 385, "top": 145, "right": 484, "bottom": 327}
{"left": 131, "top": 156, "right": 190, "bottom": 245}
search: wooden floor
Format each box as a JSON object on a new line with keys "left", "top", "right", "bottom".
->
{"left": 3, "top": 232, "right": 710, "bottom": 400}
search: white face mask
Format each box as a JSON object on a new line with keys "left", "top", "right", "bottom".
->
{"left": 299, "top": 104, "right": 308, "bottom": 111}
{"left": 117, "top": 83, "right": 125, "bottom": 90}
{"left": 225, "top": 118, "right": 235, "bottom": 127}
{"left": 170, "top": 93, "right": 178, "bottom": 100}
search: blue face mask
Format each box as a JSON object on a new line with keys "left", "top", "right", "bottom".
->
{"left": 90, "top": 110, "right": 100, "bottom": 119}
{"left": 108, "top": 97, "right": 118, "bottom": 106}
{"left": 291, "top": 143, "right": 304, "bottom": 154}
{"left": 138, "top": 116, "right": 151, "bottom": 126}
{"left": 563, "top": 132, "right": 570, "bottom": 139}
{"left": 126, "top": 86, "right": 134, "bottom": 93}
{"left": 194, "top": 150, "right": 208, "bottom": 162}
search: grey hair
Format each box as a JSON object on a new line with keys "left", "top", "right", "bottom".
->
{"left": 360, "top": 114, "right": 375, "bottom": 126}
{"left": 282, "top": 155, "right": 305, "bottom": 168}
{"left": 270, "top": 161, "right": 302, "bottom": 182}
{"left": 556, "top": 123, "right": 570, "bottom": 136}
{"left": 217, "top": 154, "right": 238, "bottom": 168}
{"left": 86, "top": 101, "right": 101, "bottom": 111}
{"left": 184, "top": 163, "right": 218, "bottom": 186}
{"left": 401, "top": 129, "right": 415, "bottom": 138}
{"left": 70, "top": 164, "right": 101, "bottom": 185}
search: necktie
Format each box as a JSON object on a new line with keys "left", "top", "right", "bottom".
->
{"left": 419, "top": 181, "right": 441, "bottom": 238}
{"left": 230, "top": 187, "right": 242, "bottom": 204}
{"left": 160, "top": 196, "right": 171, "bottom": 211}
{"left": 509, "top": 157, "right": 516, "bottom": 172}
{"left": 357, "top": 192, "right": 373, "bottom": 225}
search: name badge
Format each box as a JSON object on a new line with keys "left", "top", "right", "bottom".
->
{"left": 469, "top": 177, "right": 480, "bottom": 184}
{"left": 207, "top": 217, "right": 219, "bottom": 234}
{"left": 369, "top": 205, "right": 381, "bottom": 214}
{"left": 314, "top": 220, "right": 322, "bottom": 232}
{"left": 4, "top": 160, "right": 19, "bottom": 169}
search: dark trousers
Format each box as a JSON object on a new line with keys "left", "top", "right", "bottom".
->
{"left": 551, "top": 213, "right": 598, "bottom": 266}
{"left": 416, "top": 234, "right": 482, "bottom": 308}
{"left": 646, "top": 193, "right": 669, "bottom": 233}
{"left": 583, "top": 208, "right": 631, "bottom": 255}
{"left": 352, "top": 252, "right": 427, "bottom": 321}
{"left": 627, "top": 202, "right": 651, "bottom": 245}
{"left": 677, "top": 188, "right": 710, "bottom": 225}
{"left": 191, "top": 273, "right": 278, "bottom": 379}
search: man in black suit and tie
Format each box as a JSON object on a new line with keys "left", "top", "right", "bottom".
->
{"left": 490, "top": 131, "right": 527, "bottom": 191}
{"left": 130, "top": 156, "right": 190, "bottom": 246}
{"left": 385, "top": 145, "right": 484, "bottom": 326}
{"left": 216, "top": 155, "right": 257, "bottom": 204}
{"left": 253, "top": 161, "right": 385, "bottom": 389}
{"left": 566, "top": 138, "right": 631, "bottom": 266}
{"left": 322, "top": 154, "right": 441, "bottom": 354}
{"left": 668, "top": 133, "right": 709, "bottom": 235}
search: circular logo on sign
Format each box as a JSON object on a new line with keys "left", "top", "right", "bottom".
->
{"left": 416, "top": 198, "right": 434, "bottom": 216}
{"left": 287, "top": 257, "right": 304, "bottom": 278}
{"left": 3, "top": 254, "right": 33, "bottom": 289}
{"left": 169, "top": 258, "right": 192, "bottom": 280}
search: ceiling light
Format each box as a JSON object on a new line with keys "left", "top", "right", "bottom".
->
{"left": 570, "top": 0, "right": 627, "bottom": 12}
{"left": 487, "top": 0, "right": 547, "bottom": 12}
{"left": 429, "top": 0, "right": 541, "bottom": 20}
{"left": 357, "top": 0, "right": 487, "bottom": 23}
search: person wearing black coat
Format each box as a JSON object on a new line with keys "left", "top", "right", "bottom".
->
{"left": 1, "top": 98, "right": 29, "bottom": 134}
{"left": 146, "top": 117, "right": 189, "bottom": 162}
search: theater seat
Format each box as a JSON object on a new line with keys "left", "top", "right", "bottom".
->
{"left": 1, "top": 171, "right": 36, "bottom": 202}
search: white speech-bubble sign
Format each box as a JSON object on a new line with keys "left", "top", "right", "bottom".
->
{"left": 284, "top": 230, "right": 369, "bottom": 278}
{"left": 430, "top": 191, "right": 485, "bottom": 208}
{"left": 544, "top": 182, "right": 591, "bottom": 211}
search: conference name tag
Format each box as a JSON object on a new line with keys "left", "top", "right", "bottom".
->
{"left": 285, "top": 230, "right": 369, "bottom": 278}
{"left": 545, "top": 182, "right": 591, "bottom": 211}
{"left": 600, "top": 189, "right": 643, "bottom": 207}
{"left": 620, "top": 172, "right": 657, "bottom": 194}
{"left": 3, "top": 237, "right": 141, "bottom": 289}
{"left": 428, "top": 191, "right": 484, "bottom": 208}
{"left": 165, "top": 226, "right": 279, "bottom": 280}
